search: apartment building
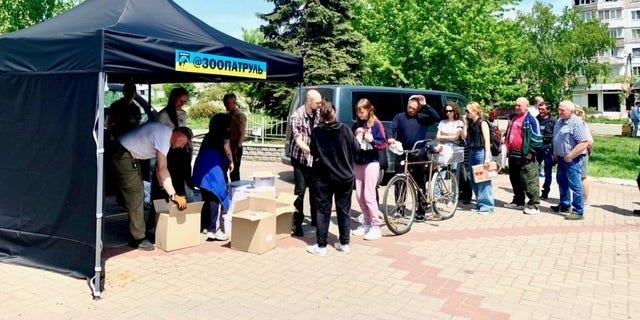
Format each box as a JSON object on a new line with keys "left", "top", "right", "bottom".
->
{"left": 571, "top": 0, "right": 640, "bottom": 117}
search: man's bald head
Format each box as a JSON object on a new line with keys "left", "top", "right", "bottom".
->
{"left": 515, "top": 97, "right": 529, "bottom": 115}
{"left": 305, "top": 89, "right": 322, "bottom": 112}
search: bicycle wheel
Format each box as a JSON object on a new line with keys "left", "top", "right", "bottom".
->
{"left": 430, "top": 167, "right": 459, "bottom": 220}
{"left": 382, "top": 174, "right": 417, "bottom": 235}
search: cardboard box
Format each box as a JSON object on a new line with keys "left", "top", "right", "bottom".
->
{"left": 153, "top": 200, "right": 204, "bottom": 252}
{"left": 471, "top": 162, "right": 499, "bottom": 183}
{"left": 249, "top": 193, "right": 296, "bottom": 240}
{"left": 231, "top": 208, "right": 276, "bottom": 254}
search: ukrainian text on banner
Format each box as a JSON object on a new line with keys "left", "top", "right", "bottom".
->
{"left": 175, "top": 50, "right": 267, "bottom": 79}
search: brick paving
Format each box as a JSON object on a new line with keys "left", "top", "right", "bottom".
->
{"left": 1, "top": 160, "right": 639, "bottom": 320}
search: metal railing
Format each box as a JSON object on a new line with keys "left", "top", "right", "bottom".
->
{"left": 246, "top": 117, "right": 287, "bottom": 143}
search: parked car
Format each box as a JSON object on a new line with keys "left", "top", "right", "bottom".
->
{"left": 281, "top": 85, "right": 469, "bottom": 182}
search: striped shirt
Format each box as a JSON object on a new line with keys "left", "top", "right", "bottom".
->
{"left": 552, "top": 114, "right": 589, "bottom": 157}
{"left": 289, "top": 105, "right": 319, "bottom": 167}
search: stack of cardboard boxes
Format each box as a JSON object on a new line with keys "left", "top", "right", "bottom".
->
{"left": 152, "top": 171, "right": 296, "bottom": 254}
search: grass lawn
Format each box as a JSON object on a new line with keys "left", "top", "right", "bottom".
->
{"left": 590, "top": 136, "right": 640, "bottom": 180}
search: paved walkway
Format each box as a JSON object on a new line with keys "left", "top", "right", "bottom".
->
{"left": 1, "top": 161, "right": 639, "bottom": 320}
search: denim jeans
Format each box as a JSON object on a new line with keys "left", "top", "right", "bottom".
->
{"left": 556, "top": 156, "right": 584, "bottom": 214}
{"left": 469, "top": 148, "right": 494, "bottom": 212}
{"left": 536, "top": 147, "right": 554, "bottom": 196}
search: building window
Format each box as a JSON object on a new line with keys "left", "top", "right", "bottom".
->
{"left": 574, "top": 0, "right": 596, "bottom": 5}
{"left": 633, "top": 11, "right": 640, "bottom": 20}
{"left": 604, "top": 0, "right": 619, "bottom": 2}
{"left": 598, "top": 9, "right": 622, "bottom": 21}
{"left": 634, "top": 67, "right": 640, "bottom": 76}
{"left": 611, "top": 66, "right": 621, "bottom": 76}
{"left": 633, "top": 48, "right": 640, "bottom": 57}
{"left": 609, "top": 27, "right": 623, "bottom": 39}
{"left": 582, "top": 11, "right": 593, "bottom": 21}
{"left": 634, "top": 29, "right": 640, "bottom": 40}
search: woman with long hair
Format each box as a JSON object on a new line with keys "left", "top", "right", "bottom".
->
{"left": 351, "top": 98, "right": 387, "bottom": 241}
{"left": 461, "top": 102, "right": 495, "bottom": 213}
{"left": 158, "top": 87, "right": 189, "bottom": 128}
{"left": 307, "top": 100, "right": 359, "bottom": 256}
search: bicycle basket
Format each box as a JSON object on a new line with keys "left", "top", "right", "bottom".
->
{"left": 428, "top": 146, "right": 465, "bottom": 165}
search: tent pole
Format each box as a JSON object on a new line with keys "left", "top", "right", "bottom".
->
{"left": 91, "top": 72, "right": 107, "bottom": 300}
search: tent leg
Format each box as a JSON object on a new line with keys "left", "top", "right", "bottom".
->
{"left": 92, "top": 73, "right": 107, "bottom": 299}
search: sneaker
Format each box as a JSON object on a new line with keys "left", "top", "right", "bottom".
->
{"left": 523, "top": 205, "right": 540, "bottom": 215}
{"left": 352, "top": 225, "right": 370, "bottom": 236}
{"left": 415, "top": 213, "right": 426, "bottom": 222}
{"left": 471, "top": 208, "right": 494, "bottom": 215}
{"left": 306, "top": 244, "right": 327, "bottom": 256}
{"left": 334, "top": 242, "right": 351, "bottom": 254}
{"left": 550, "top": 205, "right": 570, "bottom": 213}
{"left": 634, "top": 209, "right": 640, "bottom": 215}
{"left": 128, "top": 238, "right": 154, "bottom": 251}
{"left": 540, "top": 194, "right": 549, "bottom": 200}
{"left": 214, "top": 231, "right": 229, "bottom": 241}
{"left": 565, "top": 213, "right": 584, "bottom": 220}
{"left": 206, "top": 231, "right": 217, "bottom": 240}
{"left": 357, "top": 214, "right": 364, "bottom": 224}
{"left": 363, "top": 227, "right": 382, "bottom": 240}
{"left": 504, "top": 202, "right": 525, "bottom": 210}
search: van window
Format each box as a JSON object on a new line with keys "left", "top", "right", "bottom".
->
{"left": 444, "top": 95, "right": 467, "bottom": 109}
{"left": 351, "top": 91, "right": 404, "bottom": 122}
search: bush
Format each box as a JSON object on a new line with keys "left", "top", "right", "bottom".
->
{"left": 188, "top": 102, "right": 225, "bottom": 120}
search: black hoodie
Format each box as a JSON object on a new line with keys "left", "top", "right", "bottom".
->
{"left": 310, "top": 121, "right": 359, "bottom": 183}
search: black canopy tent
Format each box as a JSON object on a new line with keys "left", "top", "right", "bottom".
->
{"left": 0, "top": 0, "right": 302, "bottom": 298}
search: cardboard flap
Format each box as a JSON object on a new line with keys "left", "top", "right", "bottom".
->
{"left": 152, "top": 200, "right": 204, "bottom": 216}
{"left": 234, "top": 197, "right": 278, "bottom": 213}
{"left": 233, "top": 210, "right": 274, "bottom": 222}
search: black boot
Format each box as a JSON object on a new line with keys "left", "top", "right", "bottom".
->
{"left": 292, "top": 211, "right": 304, "bottom": 237}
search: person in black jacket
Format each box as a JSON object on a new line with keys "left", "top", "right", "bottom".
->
{"left": 306, "top": 100, "right": 359, "bottom": 256}
{"left": 536, "top": 101, "right": 555, "bottom": 199}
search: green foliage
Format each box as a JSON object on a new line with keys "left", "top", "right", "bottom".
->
{"left": 352, "top": 0, "right": 526, "bottom": 104}
{"left": 188, "top": 102, "right": 225, "bottom": 120}
{"left": 0, "top": 0, "right": 82, "bottom": 34}
{"left": 258, "top": 0, "right": 366, "bottom": 117}
{"left": 163, "top": 83, "right": 198, "bottom": 100}
{"left": 241, "top": 27, "right": 265, "bottom": 45}
{"left": 516, "top": 3, "right": 615, "bottom": 105}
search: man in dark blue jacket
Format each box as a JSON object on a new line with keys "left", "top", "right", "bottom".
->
{"left": 387, "top": 95, "right": 441, "bottom": 221}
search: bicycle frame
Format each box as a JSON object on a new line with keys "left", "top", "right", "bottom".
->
{"left": 398, "top": 140, "right": 447, "bottom": 205}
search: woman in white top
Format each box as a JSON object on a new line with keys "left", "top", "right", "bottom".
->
{"left": 436, "top": 102, "right": 464, "bottom": 148}
{"left": 158, "top": 87, "right": 189, "bottom": 129}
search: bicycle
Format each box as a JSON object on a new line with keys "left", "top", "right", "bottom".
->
{"left": 381, "top": 140, "right": 462, "bottom": 235}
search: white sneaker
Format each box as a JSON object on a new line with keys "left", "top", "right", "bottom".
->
{"left": 351, "top": 213, "right": 364, "bottom": 224}
{"left": 206, "top": 231, "right": 216, "bottom": 240}
{"left": 306, "top": 244, "right": 327, "bottom": 256}
{"left": 352, "top": 225, "right": 370, "bottom": 236}
{"left": 334, "top": 242, "right": 351, "bottom": 254}
{"left": 363, "top": 227, "right": 382, "bottom": 240}
{"left": 523, "top": 205, "right": 540, "bottom": 215}
{"left": 214, "top": 231, "right": 229, "bottom": 241}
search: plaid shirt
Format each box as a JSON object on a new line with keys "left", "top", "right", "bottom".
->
{"left": 552, "top": 114, "right": 590, "bottom": 157}
{"left": 289, "top": 105, "right": 318, "bottom": 167}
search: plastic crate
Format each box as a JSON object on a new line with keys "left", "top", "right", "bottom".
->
{"left": 429, "top": 146, "right": 465, "bottom": 165}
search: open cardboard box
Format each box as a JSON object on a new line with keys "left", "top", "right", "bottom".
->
{"left": 249, "top": 192, "right": 296, "bottom": 240}
{"left": 251, "top": 171, "right": 277, "bottom": 194}
{"left": 152, "top": 200, "right": 204, "bottom": 252}
{"left": 471, "top": 162, "right": 499, "bottom": 183}
{"left": 231, "top": 197, "right": 278, "bottom": 254}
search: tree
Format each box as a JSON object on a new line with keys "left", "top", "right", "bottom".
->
{"left": 515, "top": 3, "right": 615, "bottom": 104}
{"left": 258, "top": 0, "right": 366, "bottom": 118}
{"left": 352, "top": 0, "right": 526, "bottom": 104}
{"left": 0, "top": 0, "right": 82, "bottom": 34}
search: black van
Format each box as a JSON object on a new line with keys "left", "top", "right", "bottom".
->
{"left": 282, "top": 85, "right": 469, "bottom": 178}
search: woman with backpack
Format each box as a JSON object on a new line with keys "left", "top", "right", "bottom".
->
{"left": 461, "top": 102, "right": 495, "bottom": 214}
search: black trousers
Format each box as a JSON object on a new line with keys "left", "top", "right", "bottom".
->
{"left": 229, "top": 146, "right": 243, "bottom": 182}
{"left": 508, "top": 153, "right": 540, "bottom": 206}
{"left": 314, "top": 178, "right": 353, "bottom": 247}
{"left": 292, "top": 159, "right": 317, "bottom": 226}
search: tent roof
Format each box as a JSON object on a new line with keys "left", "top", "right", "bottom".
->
{"left": 0, "top": 0, "right": 303, "bottom": 83}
